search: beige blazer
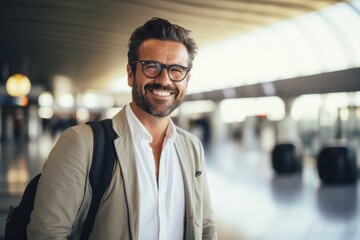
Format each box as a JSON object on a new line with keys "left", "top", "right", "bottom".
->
{"left": 28, "top": 108, "right": 217, "bottom": 240}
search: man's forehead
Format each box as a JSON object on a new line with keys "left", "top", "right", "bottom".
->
{"left": 138, "top": 39, "right": 189, "bottom": 63}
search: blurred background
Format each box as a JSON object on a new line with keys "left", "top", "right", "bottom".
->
{"left": 1, "top": 0, "right": 360, "bottom": 239}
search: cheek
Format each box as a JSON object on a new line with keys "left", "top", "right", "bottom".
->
{"left": 178, "top": 81, "right": 188, "bottom": 94}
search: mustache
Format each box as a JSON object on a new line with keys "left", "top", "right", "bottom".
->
{"left": 145, "top": 83, "right": 177, "bottom": 92}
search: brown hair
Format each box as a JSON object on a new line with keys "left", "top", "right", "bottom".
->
{"left": 128, "top": 17, "right": 198, "bottom": 71}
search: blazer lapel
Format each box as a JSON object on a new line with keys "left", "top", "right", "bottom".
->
{"left": 112, "top": 109, "right": 140, "bottom": 240}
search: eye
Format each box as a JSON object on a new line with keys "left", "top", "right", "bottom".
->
{"left": 143, "top": 61, "right": 159, "bottom": 70}
{"left": 141, "top": 61, "right": 162, "bottom": 77}
{"left": 170, "top": 65, "right": 186, "bottom": 74}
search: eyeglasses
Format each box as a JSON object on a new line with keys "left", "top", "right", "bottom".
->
{"left": 132, "top": 60, "right": 191, "bottom": 82}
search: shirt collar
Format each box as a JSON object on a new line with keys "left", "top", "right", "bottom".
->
{"left": 165, "top": 117, "right": 177, "bottom": 145}
{"left": 125, "top": 104, "right": 177, "bottom": 144}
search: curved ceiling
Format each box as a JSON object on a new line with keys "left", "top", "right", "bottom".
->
{"left": 186, "top": 0, "right": 360, "bottom": 100}
{"left": 0, "top": 0, "right": 345, "bottom": 95}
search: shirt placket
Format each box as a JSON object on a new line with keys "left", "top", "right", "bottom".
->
{"left": 158, "top": 143, "right": 169, "bottom": 240}
{"left": 143, "top": 137, "right": 160, "bottom": 240}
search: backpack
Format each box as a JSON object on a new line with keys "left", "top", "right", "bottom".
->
{"left": 4, "top": 119, "right": 117, "bottom": 240}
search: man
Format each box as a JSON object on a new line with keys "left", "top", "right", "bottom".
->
{"left": 28, "top": 17, "right": 217, "bottom": 240}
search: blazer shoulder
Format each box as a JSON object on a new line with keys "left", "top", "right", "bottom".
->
{"left": 176, "top": 127, "right": 202, "bottom": 146}
{"left": 175, "top": 127, "right": 205, "bottom": 164}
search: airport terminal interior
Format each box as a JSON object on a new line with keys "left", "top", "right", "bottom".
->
{"left": 1, "top": 0, "right": 360, "bottom": 239}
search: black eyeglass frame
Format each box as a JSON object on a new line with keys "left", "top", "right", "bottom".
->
{"left": 132, "top": 60, "right": 191, "bottom": 82}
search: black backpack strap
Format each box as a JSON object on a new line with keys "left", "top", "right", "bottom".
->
{"left": 80, "top": 119, "right": 117, "bottom": 240}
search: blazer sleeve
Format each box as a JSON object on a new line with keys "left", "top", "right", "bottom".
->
{"left": 27, "top": 124, "right": 92, "bottom": 240}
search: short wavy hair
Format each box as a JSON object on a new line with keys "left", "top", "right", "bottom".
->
{"left": 128, "top": 17, "right": 198, "bottom": 71}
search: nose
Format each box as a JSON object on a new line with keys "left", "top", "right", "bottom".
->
{"left": 155, "top": 67, "right": 172, "bottom": 84}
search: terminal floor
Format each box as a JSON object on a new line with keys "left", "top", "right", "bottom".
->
{"left": 1, "top": 134, "right": 360, "bottom": 240}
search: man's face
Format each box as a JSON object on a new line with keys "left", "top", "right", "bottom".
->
{"left": 127, "top": 39, "right": 191, "bottom": 118}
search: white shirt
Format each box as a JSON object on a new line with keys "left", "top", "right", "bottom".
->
{"left": 125, "top": 105, "right": 185, "bottom": 240}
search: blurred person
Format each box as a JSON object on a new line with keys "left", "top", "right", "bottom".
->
{"left": 28, "top": 17, "right": 217, "bottom": 240}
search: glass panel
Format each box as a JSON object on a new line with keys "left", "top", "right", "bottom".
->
{"left": 272, "top": 19, "right": 322, "bottom": 76}
{"left": 297, "top": 12, "right": 348, "bottom": 72}
{"left": 320, "top": 3, "right": 360, "bottom": 67}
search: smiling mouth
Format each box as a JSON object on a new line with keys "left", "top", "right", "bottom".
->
{"left": 151, "top": 89, "right": 172, "bottom": 97}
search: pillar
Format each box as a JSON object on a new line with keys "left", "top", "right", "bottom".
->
{"left": 210, "top": 102, "right": 227, "bottom": 144}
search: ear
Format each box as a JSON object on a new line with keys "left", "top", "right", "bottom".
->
{"left": 127, "top": 64, "right": 133, "bottom": 87}
{"left": 185, "top": 72, "right": 191, "bottom": 85}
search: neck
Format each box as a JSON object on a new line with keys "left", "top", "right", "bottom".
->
{"left": 129, "top": 102, "right": 170, "bottom": 141}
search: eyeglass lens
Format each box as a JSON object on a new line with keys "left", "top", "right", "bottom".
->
{"left": 141, "top": 61, "right": 188, "bottom": 81}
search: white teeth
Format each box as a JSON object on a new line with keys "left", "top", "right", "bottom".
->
{"left": 152, "top": 90, "right": 171, "bottom": 97}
